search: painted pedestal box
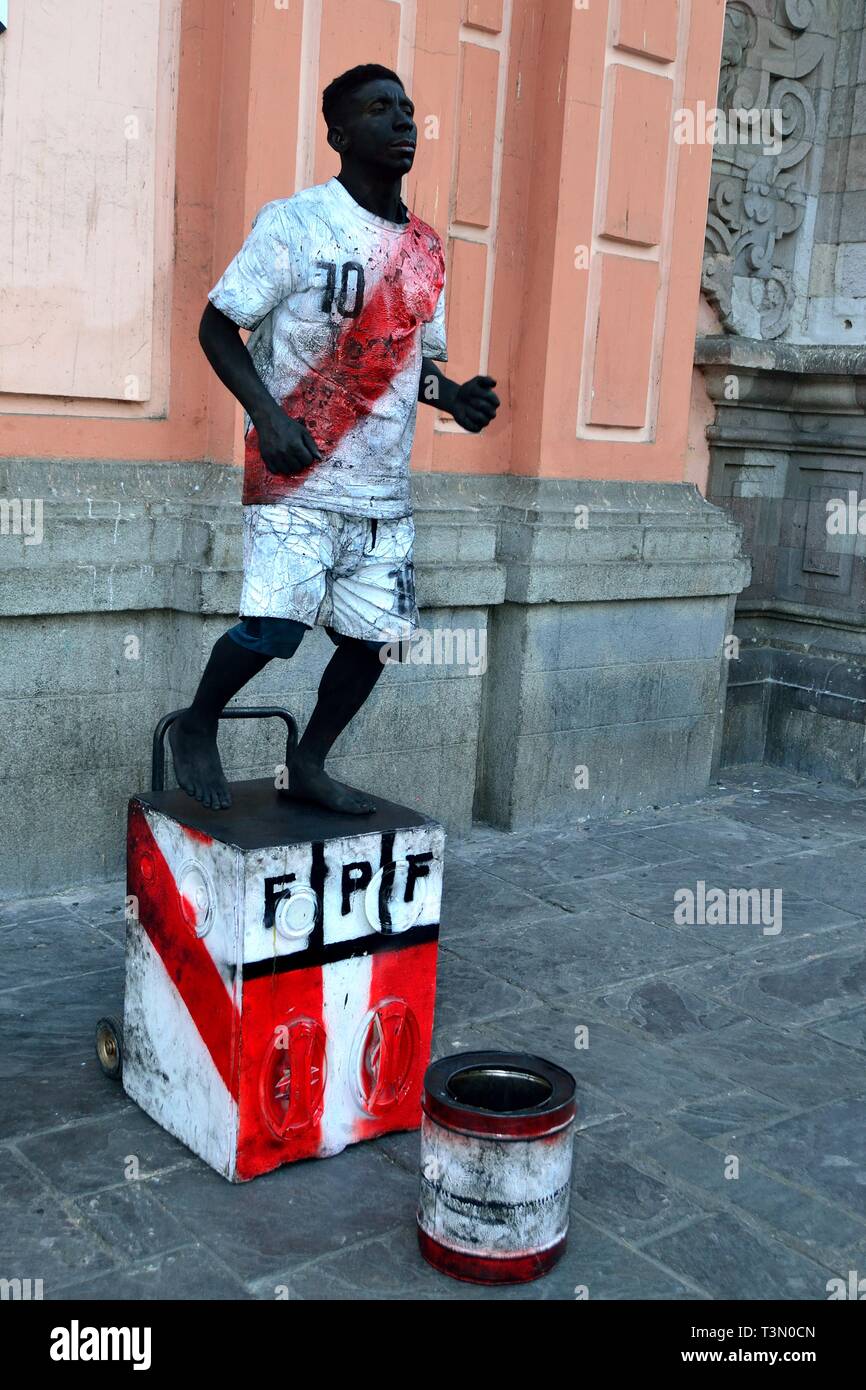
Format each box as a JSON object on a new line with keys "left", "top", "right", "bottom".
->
{"left": 123, "top": 780, "right": 443, "bottom": 1181}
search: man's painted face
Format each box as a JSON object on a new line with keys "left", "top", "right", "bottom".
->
{"left": 332, "top": 79, "right": 417, "bottom": 174}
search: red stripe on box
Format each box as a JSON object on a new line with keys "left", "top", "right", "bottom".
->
{"left": 127, "top": 803, "right": 240, "bottom": 1100}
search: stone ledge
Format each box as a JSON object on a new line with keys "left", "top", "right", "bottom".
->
{"left": 0, "top": 461, "right": 749, "bottom": 617}
{"left": 696, "top": 334, "right": 866, "bottom": 378}
{"left": 696, "top": 335, "right": 866, "bottom": 419}
{"left": 0, "top": 556, "right": 507, "bottom": 617}
{"left": 502, "top": 560, "right": 750, "bottom": 605}
{"left": 736, "top": 598, "right": 866, "bottom": 634}
{"left": 730, "top": 644, "right": 866, "bottom": 717}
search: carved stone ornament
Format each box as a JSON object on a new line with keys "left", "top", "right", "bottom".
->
{"left": 702, "top": 0, "right": 827, "bottom": 340}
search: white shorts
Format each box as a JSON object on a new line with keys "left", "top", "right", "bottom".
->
{"left": 238, "top": 502, "right": 420, "bottom": 644}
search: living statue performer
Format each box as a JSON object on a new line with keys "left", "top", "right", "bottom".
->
{"left": 170, "top": 64, "right": 499, "bottom": 813}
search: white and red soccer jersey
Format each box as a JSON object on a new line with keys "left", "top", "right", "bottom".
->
{"left": 209, "top": 176, "right": 448, "bottom": 519}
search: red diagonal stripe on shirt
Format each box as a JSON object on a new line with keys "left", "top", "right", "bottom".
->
{"left": 242, "top": 216, "right": 444, "bottom": 505}
{"left": 127, "top": 803, "right": 240, "bottom": 1100}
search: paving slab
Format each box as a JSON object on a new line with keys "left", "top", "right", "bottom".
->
{"left": 634, "top": 1127, "right": 866, "bottom": 1270}
{"left": 49, "top": 1246, "right": 251, "bottom": 1301}
{"left": 708, "top": 1095, "right": 866, "bottom": 1217}
{"left": 644, "top": 1211, "right": 835, "bottom": 1301}
{"left": 666, "top": 1017, "right": 866, "bottom": 1107}
{"left": 673, "top": 931, "right": 866, "bottom": 1028}
{"left": 2, "top": 765, "right": 864, "bottom": 1300}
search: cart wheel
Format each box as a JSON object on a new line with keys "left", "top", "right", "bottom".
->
{"left": 95, "top": 1015, "right": 124, "bottom": 1081}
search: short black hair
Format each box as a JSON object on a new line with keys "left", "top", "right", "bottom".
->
{"left": 322, "top": 64, "right": 405, "bottom": 131}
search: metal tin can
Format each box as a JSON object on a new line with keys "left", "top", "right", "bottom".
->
{"left": 417, "top": 1050, "right": 577, "bottom": 1284}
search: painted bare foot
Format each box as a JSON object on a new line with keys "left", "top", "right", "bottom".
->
{"left": 286, "top": 753, "right": 376, "bottom": 815}
{"left": 169, "top": 711, "right": 232, "bottom": 810}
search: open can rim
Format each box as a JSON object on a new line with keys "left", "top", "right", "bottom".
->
{"left": 422, "top": 1050, "right": 577, "bottom": 1139}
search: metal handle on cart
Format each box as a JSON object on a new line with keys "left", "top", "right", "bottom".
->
{"left": 150, "top": 707, "right": 299, "bottom": 793}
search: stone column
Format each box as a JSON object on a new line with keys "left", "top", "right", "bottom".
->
{"left": 698, "top": 1, "right": 866, "bottom": 785}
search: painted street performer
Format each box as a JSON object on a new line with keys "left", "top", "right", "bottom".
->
{"left": 170, "top": 64, "right": 499, "bottom": 814}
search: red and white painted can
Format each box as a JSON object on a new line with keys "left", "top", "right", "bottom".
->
{"left": 417, "top": 1051, "right": 577, "bottom": 1284}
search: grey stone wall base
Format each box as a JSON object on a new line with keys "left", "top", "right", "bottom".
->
{"left": 699, "top": 333, "right": 866, "bottom": 790}
{"left": 473, "top": 596, "right": 729, "bottom": 830}
{"left": 0, "top": 461, "right": 748, "bottom": 895}
{"left": 460, "top": 477, "right": 747, "bottom": 828}
{"left": 722, "top": 637, "right": 866, "bottom": 787}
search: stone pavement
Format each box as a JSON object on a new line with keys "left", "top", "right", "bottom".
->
{"left": 2, "top": 764, "right": 865, "bottom": 1301}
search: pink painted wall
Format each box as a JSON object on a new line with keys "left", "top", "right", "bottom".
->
{"left": 0, "top": 0, "right": 726, "bottom": 488}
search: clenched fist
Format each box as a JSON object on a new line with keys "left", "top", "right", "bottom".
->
{"left": 255, "top": 409, "right": 323, "bottom": 476}
{"left": 452, "top": 375, "right": 500, "bottom": 434}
